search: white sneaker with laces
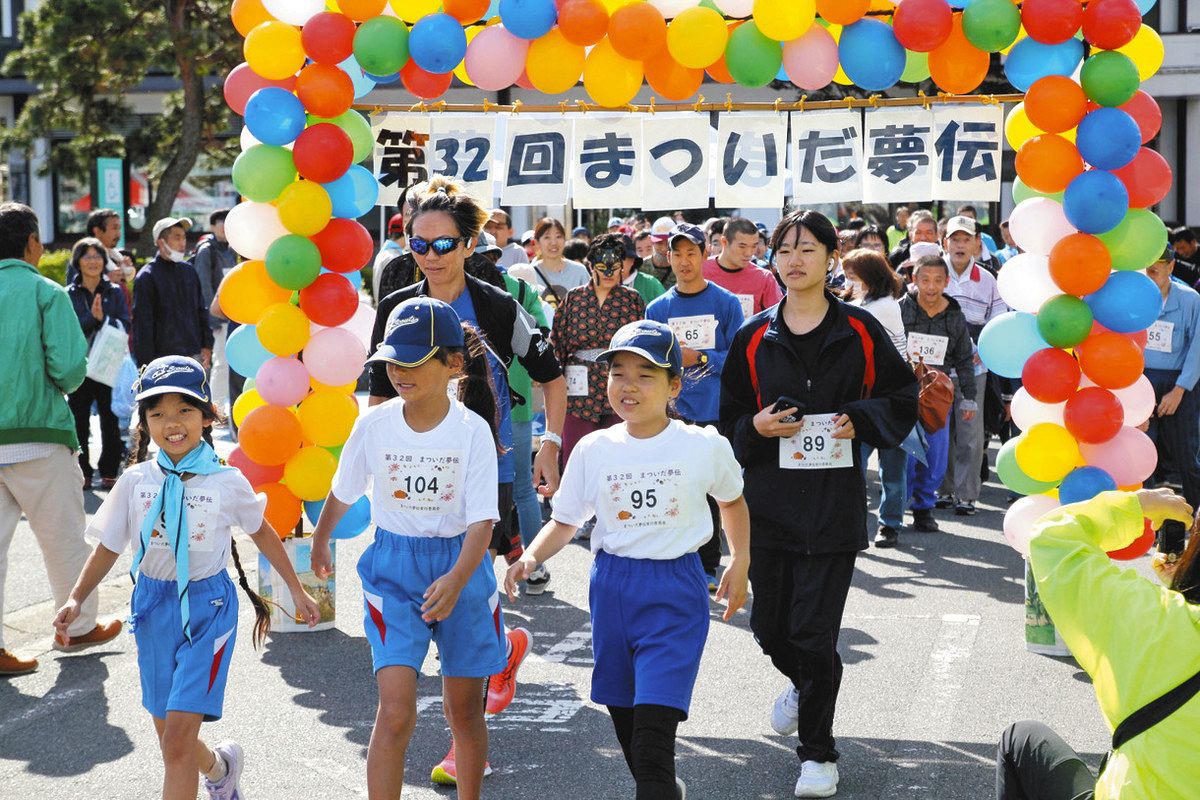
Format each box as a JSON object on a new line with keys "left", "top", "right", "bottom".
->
{"left": 203, "top": 740, "right": 245, "bottom": 800}
{"left": 770, "top": 685, "right": 800, "bottom": 735}
{"left": 794, "top": 760, "right": 838, "bottom": 798}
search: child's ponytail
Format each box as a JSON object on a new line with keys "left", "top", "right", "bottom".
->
{"left": 452, "top": 322, "right": 506, "bottom": 455}
{"left": 229, "top": 540, "right": 273, "bottom": 649}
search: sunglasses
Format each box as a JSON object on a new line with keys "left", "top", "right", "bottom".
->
{"left": 409, "top": 236, "right": 467, "bottom": 256}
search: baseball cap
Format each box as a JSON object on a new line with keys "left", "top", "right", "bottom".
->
{"left": 520, "top": 229, "right": 535, "bottom": 244}
{"left": 387, "top": 213, "right": 405, "bottom": 234}
{"left": 668, "top": 223, "right": 706, "bottom": 249}
{"left": 598, "top": 320, "right": 684, "bottom": 375}
{"left": 152, "top": 216, "right": 192, "bottom": 242}
{"left": 650, "top": 216, "right": 675, "bottom": 241}
{"left": 945, "top": 215, "right": 977, "bottom": 237}
{"left": 1159, "top": 244, "right": 1177, "bottom": 262}
{"left": 607, "top": 216, "right": 623, "bottom": 229}
{"left": 475, "top": 231, "right": 502, "bottom": 256}
{"left": 369, "top": 297, "right": 465, "bottom": 368}
{"left": 572, "top": 225, "right": 589, "bottom": 237}
{"left": 134, "top": 356, "right": 210, "bottom": 404}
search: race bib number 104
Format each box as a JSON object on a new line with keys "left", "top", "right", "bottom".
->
{"left": 383, "top": 449, "right": 463, "bottom": 515}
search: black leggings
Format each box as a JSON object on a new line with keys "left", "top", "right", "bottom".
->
{"left": 607, "top": 704, "right": 685, "bottom": 800}
{"left": 996, "top": 721, "right": 1095, "bottom": 800}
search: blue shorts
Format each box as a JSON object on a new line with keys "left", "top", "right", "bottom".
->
{"left": 358, "top": 530, "right": 506, "bottom": 678}
{"left": 129, "top": 572, "right": 239, "bottom": 722}
{"left": 589, "top": 550, "right": 711, "bottom": 716}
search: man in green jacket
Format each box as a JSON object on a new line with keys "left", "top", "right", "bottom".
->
{"left": 0, "top": 203, "right": 122, "bottom": 676}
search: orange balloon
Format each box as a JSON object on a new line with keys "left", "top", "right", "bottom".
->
{"left": 239, "top": 404, "right": 304, "bottom": 466}
{"left": 559, "top": 0, "right": 610, "bottom": 47}
{"left": 1015, "top": 134, "right": 1085, "bottom": 193}
{"left": 259, "top": 482, "right": 303, "bottom": 538}
{"left": 295, "top": 62, "right": 354, "bottom": 119}
{"left": 817, "top": 0, "right": 869, "bottom": 26}
{"left": 928, "top": 14, "right": 989, "bottom": 94}
{"left": 337, "top": 0, "right": 387, "bottom": 21}
{"left": 231, "top": 0, "right": 273, "bottom": 37}
{"left": 644, "top": 51, "right": 703, "bottom": 100}
{"left": 1049, "top": 233, "right": 1112, "bottom": 296}
{"left": 610, "top": 3, "right": 667, "bottom": 61}
{"left": 1025, "top": 75, "right": 1088, "bottom": 134}
{"left": 443, "top": 0, "right": 489, "bottom": 23}
{"left": 1076, "top": 331, "right": 1144, "bottom": 390}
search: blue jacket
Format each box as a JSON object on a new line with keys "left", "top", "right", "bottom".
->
{"left": 67, "top": 276, "right": 130, "bottom": 346}
{"left": 131, "top": 255, "right": 214, "bottom": 367}
{"left": 1143, "top": 281, "right": 1200, "bottom": 391}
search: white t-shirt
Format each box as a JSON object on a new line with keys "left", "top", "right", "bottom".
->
{"left": 331, "top": 398, "right": 499, "bottom": 537}
{"left": 87, "top": 461, "right": 267, "bottom": 582}
{"left": 551, "top": 420, "right": 744, "bottom": 560}
{"left": 857, "top": 296, "right": 908, "bottom": 356}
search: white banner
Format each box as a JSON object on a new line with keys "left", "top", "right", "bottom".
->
{"left": 715, "top": 113, "right": 787, "bottom": 208}
{"left": 789, "top": 110, "right": 864, "bottom": 205}
{"left": 641, "top": 114, "right": 712, "bottom": 211}
{"left": 931, "top": 105, "right": 1003, "bottom": 203}
{"left": 428, "top": 115, "right": 497, "bottom": 207}
{"left": 572, "top": 116, "right": 642, "bottom": 210}
{"left": 862, "top": 108, "right": 934, "bottom": 204}
{"left": 500, "top": 116, "right": 573, "bottom": 206}
{"left": 371, "top": 113, "right": 430, "bottom": 208}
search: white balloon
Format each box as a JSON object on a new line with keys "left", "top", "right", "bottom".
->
{"left": 1012, "top": 387, "right": 1065, "bottom": 431}
{"left": 1009, "top": 197, "right": 1077, "bottom": 256}
{"left": 224, "top": 201, "right": 287, "bottom": 261}
{"left": 997, "top": 252, "right": 1061, "bottom": 314}
{"left": 1112, "top": 374, "right": 1156, "bottom": 427}
{"left": 715, "top": 0, "right": 754, "bottom": 15}
{"left": 1004, "top": 494, "right": 1059, "bottom": 558}
{"left": 262, "top": 0, "right": 324, "bottom": 26}
{"left": 650, "top": 0, "right": 699, "bottom": 18}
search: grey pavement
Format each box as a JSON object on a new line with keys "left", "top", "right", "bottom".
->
{"left": 1, "top": 419, "right": 1120, "bottom": 799}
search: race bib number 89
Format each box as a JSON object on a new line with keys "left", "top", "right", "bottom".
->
{"left": 779, "top": 414, "right": 853, "bottom": 470}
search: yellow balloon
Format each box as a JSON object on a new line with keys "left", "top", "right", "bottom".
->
{"left": 276, "top": 181, "right": 332, "bottom": 236}
{"left": 601, "top": 0, "right": 636, "bottom": 11}
{"left": 298, "top": 389, "right": 360, "bottom": 446}
{"left": 244, "top": 21, "right": 306, "bottom": 81}
{"left": 283, "top": 446, "right": 338, "bottom": 501}
{"left": 753, "top": 0, "right": 816, "bottom": 42}
{"left": 1116, "top": 25, "right": 1164, "bottom": 82}
{"left": 824, "top": 22, "right": 852, "bottom": 86}
{"left": 454, "top": 25, "right": 481, "bottom": 87}
{"left": 256, "top": 302, "right": 311, "bottom": 356}
{"left": 1005, "top": 102, "right": 1040, "bottom": 150}
{"left": 310, "top": 376, "right": 358, "bottom": 394}
{"left": 527, "top": 29, "right": 585, "bottom": 94}
{"left": 1014, "top": 423, "right": 1079, "bottom": 483}
{"left": 583, "top": 38, "right": 644, "bottom": 108}
{"left": 233, "top": 389, "right": 267, "bottom": 428}
{"left": 667, "top": 7, "right": 728, "bottom": 70}
{"left": 218, "top": 260, "right": 292, "bottom": 325}
{"left": 389, "top": 0, "right": 438, "bottom": 23}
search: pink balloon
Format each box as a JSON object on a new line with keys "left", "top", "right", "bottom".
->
{"left": 255, "top": 357, "right": 311, "bottom": 407}
{"left": 1004, "top": 494, "right": 1059, "bottom": 558}
{"left": 1078, "top": 426, "right": 1157, "bottom": 486}
{"left": 783, "top": 26, "right": 838, "bottom": 91}
{"left": 1112, "top": 375, "right": 1155, "bottom": 427}
{"left": 303, "top": 327, "right": 367, "bottom": 386}
{"left": 1008, "top": 197, "right": 1077, "bottom": 256}
{"left": 465, "top": 25, "right": 529, "bottom": 91}
{"left": 224, "top": 62, "right": 298, "bottom": 116}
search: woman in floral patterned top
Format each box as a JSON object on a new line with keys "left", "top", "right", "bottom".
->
{"left": 552, "top": 234, "right": 646, "bottom": 466}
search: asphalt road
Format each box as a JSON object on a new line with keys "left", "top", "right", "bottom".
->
{"left": 1, "top": 425, "right": 1119, "bottom": 799}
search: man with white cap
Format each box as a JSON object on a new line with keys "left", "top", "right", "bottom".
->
{"left": 132, "top": 216, "right": 213, "bottom": 369}
{"left": 483, "top": 208, "right": 529, "bottom": 270}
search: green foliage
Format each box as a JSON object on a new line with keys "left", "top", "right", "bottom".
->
{"left": 37, "top": 248, "right": 71, "bottom": 285}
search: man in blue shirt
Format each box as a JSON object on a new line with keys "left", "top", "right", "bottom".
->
{"left": 1143, "top": 245, "right": 1200, "bottom": 557}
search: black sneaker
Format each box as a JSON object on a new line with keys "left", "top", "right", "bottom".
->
{"left": 524, "top": 564, "right": 551, "bottom": 596}
{"left": 874, "top": 526, "right": 899, "bottom": 548}
{"left": 935, "top": 494, "right": 955, "bottom": 509}
{"left": 912, "top": 508, "right": 940, "bottom": 532}
{"left": 955, "top": 501, "right": 977, "bottom": 516}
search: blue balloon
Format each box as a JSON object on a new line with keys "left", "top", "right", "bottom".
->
{"left": 1058, "top": 466, "right": 1118, "bottom": 506}
{"left": 978, "top": 312, "right": 1049, "bottom": 379}
{"left": 839, "top": 19, "right": 906, "bottom": 92}
{"left": 364, "top": 70, "right": 401, "bottom": 85}
{"left": 499, "top": 0, "right": 557, "bottom": 40}
{"left": 226, "top": 324, "right": 273, "bottom": 378}
{"left": 410, "top": 13, "right": 468, "bottom": 74}
{"left": 323, "top": 164, "right": 379, "bottom": 220}
{"left": 1076, "top": 108, "right": 1141, "bottom": 171}
{"left": 1004, "top": 37, "right": 1085, "bottom": 92}
{"left": 337, "top": 55, "right": 377, "bottom": 100}
{"left": 322, "top": 267, "right": 363, "bottom": 290}
{"left": 303, "top": 496, "right": 372, "bottom": 539}
{"left": 244, "top": 87, "right": 306, "bottom": 146}
{"left": 1135, "top": 0, "right": 1157, "bottom": 12}
{"left": 1086, "top": 271, "right": 1162, "bottom": 334}
{"left": 1063, "top": 170, "right": 1129, "bottom": 235}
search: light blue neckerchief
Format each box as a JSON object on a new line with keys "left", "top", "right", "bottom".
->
{"left": 130, "top": 441, "right": 229, "bottom": 641}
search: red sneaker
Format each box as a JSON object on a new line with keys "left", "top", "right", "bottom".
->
{"left": 430, "top": 739, "right": 493, "bottom": 786}
{"left": 486, "top": 627, "right": 531, "bottom": 715}
{"left": 0, "top": 649, "right": 38, "bottom": 676}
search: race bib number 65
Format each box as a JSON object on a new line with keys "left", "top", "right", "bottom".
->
{"left": 779, "top": 414, "right": 853, "bottom": 470}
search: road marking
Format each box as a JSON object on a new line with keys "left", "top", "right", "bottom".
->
{"left": 540, "top": 625, "right": 593, "bottom": 665}
{"left": 417, "top": 684, "right": 585, "bottom": 731}
{"left": 0, "top": 687, "right": 88, "bottom": 734}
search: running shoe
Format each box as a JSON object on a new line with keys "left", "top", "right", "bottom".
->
{"left": 486, "top": 627, "right": 531, "bottom": 715}
{"left": 203, "top": 740, "right": 245, "bottom": 800}
{"left": 770, "top": 685, "right": 800, "bottom": 735}
{"left": 431, "top": 739, "right": 493, "bottom": 786}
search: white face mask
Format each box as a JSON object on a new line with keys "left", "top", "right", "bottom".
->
{"left": 166, "top": 248, "right": 187, "bottom": 263}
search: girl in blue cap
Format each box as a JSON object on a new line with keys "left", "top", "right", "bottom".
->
{"left": 312, "top": 296, "right": 507, "bottom": 800}
{"left": 53, "top": 355, "right": 320, "bottom": 800}
{"left": 506, "top": 319, "right": 751, "bottom": 800}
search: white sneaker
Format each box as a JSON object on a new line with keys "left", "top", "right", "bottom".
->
{"left": 676, "top": 776, "right": 686, "bottom": 799}
{"left": 770, "top": 685, "right": 800, "bottom": 735}
{"left": 794, "top": 760, "right": 838, "bottom": 798}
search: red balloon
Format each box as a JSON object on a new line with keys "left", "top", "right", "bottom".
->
{"left": 1064, "top": 386, "right": 1124, "bottom": 444}
{"left": 1022, "top": 347, "right": 1082, "bottom": 404}
{"left": 1082, "top": 0, "right": 1142, "bottom": 51}
{"left": 292, "top": 123, "right": 354, "bottom": 184}
{"left": 224, "top": 63, "right": 298, "bottom": 116}
{"left": 893, "top": 0, "right": 953, "bottom": 52}
{"left": 311, "top": 219, "right": 373, "bottom": 273}
{"left": 515, "top": 67, "right": 535, "bottom": 91}
{"left": 1077, "top": 331, "right": 1144, "bottom": 389}
{"left": 227, "top": 445, "right": 285, "bottom": 488}
{"left": 400, "top": 60, "right": 452, "bottom": 100}
{"left": 302, "top": 12, "right": 357, "bottom": 65}
{"left": 1121, "top": 91, "right": 1162, "bottom": 144}
{"left": 296, "top": 62, "right": 354, "bottom": 118}
{"left": 1113, "top": 148, "right": 1173, "bottom": 209}
{"left": 1022, "top": 0, "right": 1083, "bottom": 45}
{"left": 299, "top": 273, "right": 359, "bottom": 327}
{"left": 1107, "top": 518, "right": 1155, "bottom": 560}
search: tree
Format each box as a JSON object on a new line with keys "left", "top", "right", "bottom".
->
{"left": 1, "top": 0, "right": 240, "bottom": 254}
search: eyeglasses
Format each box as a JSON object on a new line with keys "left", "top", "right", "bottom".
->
{"left": 409, "top": 236, "right": 466, "bottom": 256}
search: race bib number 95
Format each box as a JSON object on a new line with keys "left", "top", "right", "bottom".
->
{"left": 601, "top": 463, "right": 685, "bottom": 531}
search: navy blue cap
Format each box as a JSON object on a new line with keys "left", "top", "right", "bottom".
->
{"left": 572, "top": 225, "right": 589, "bottom": 236}
{"left": 369, "top": 297, "right": 465, "bottom": 368}
{"left": 668, "top": 223, "right": 706, "bottom": 250}
{"left": 1160, "top": 244, "right": 1177, "bottom": 262}
{"left": 598, "top": 320, "right": 683, "bottom": 375}
{"left": 134, "top": 356, "right": 210, "bottom": 404}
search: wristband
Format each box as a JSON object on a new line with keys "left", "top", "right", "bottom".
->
{"left": 541, "top": 431, "right": 562, "bottom": 448}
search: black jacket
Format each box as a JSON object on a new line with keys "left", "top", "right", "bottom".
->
{"left": 370, "top": 274, "right": 561, "bottom": 402}
{"left": 377, "top": 250, "right": 505, "bottom": 300}
{"left": 898, "top": 293, "right": 977, "bottom": 402}
{"left": 131, "top": 255, "right": 214, "bottom": 367}
{"left": 719, "top": 294, "right": 918, "bottom": 554}
{"left": 67, "top": 276, "right": 131, "bottom": 346}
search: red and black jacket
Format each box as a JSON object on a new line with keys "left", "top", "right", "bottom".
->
{"left": 719, "top": 292, "right": 918, "bottom": 554}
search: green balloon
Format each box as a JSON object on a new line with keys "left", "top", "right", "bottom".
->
{"left": 1080, "top": 51, "right": 1140, "bottom": 107}
{"left": 901, "top": 50, "right": 930, "bottom": 83}
{"left": 997, "top": 439, "right": 1059, "bottom": 497}
{"left": 308, "top": 110, "right": 374, "bottom": 164}
{"left": 962, "top": 0, "right": 1021, "bottom": 52}
{"left": 1037, "top": 295, "right": 1093, "bottom": 348}
{"left": 353, "top": 16, "right": 409, "bottom": 77}
{"left": 1012, "top": 176, "right": 1063, "bottom": 205}
{"left": 265, "top": 235, "right": 321, "bottom": 290}
{"left": 231, "top": 145, "right": 296, "bottom": 203}
{"left": 1097, "top": 209, "right": 1169, "bottom": 271}
{"left": 725, "top": 22, "right": 782, "bottom": 89}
